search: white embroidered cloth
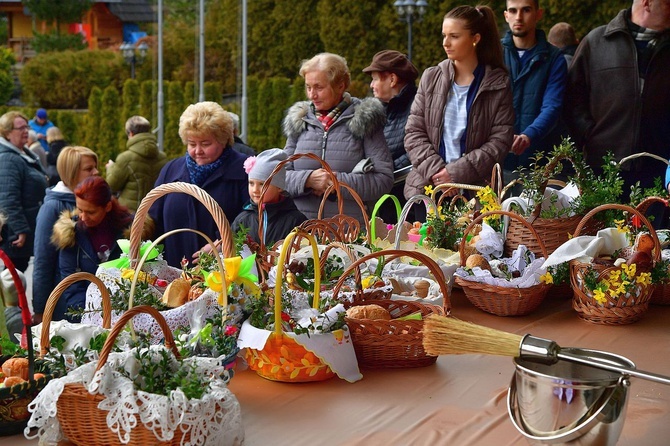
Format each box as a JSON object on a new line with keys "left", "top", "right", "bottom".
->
{"left": 541, "top": 228, "right": 630, "bottom": 269}
{"left": 25, "top": 345, "right": 244, "bottom": 446}
{"left": 84, "top": 260, "right": 221, "bottom": 343}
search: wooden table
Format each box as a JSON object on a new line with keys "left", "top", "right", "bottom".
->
{"left": 7, "top": 289, "right": 670, "bottom": 445}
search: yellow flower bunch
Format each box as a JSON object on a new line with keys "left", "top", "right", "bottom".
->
{"left": 584, "top": 261, "right": 652, "bottom": 305}
{"left": 476, "top": 186, "right": 502, "bottom": 230}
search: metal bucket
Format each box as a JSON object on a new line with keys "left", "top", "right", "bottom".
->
{"left": 507, "top": 348, "right": 634, "bottom": 445}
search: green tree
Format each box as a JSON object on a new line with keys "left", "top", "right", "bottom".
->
{"left": 139, "top": 80, "right": 154, "bottom": 124}
{"left": 0, "top": 47, "right": 16, "bottom": 105}
{"left": 164, "top": 81, "right": 184, "bottom": 159}
{"left": 22, "top": 0, "right": 93, "bottom": 52}
{"left": 98, "top": 85, "right": 122, "bottom": 164}
{"left": 84, "top": 86, "right": 102, "bottom": 151}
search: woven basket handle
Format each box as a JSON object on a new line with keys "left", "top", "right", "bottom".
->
{"left": 319, "top": 242, "right": 362, "bottom": 298}
{"left": 635, "top": 196, "right": 669, "bottom": 217}
{"left": 331, "top": 249, "right": 452, "bottom": 314}
{"left": 0, "top": 249, "right": 30, "bottom": 338}
{"left": 39, "top": 272, "right": 112, "bottom": 356}
{"left": 95, "top": 305, "right": 180, "bottom": 373}
{"left": 394, "top": 194, "right": 437, "bottom": 250}
{"left": 129, "top": 182, "right": 235, "bottom": 264}
{"left": 619, "top": 152, "right": 670, "bottom": 167}
{"left": 128, "top": 227, "right": 226, "bottom": 309}
{"left": 369, "top": 194, "right": 402, "bottom": 241}
{"left": 258, "top": 153, "right": 343, "bottom": 253}
{"left": 319, "top": 182, "right": 370, "bottom": 242}
{"left": 459, "top": 209, "right": 548, "bottom": 265}
{"left": 273, "top": 229, "right": 320, "bottom": 335}
{"left": 573, "top": 203, "right": 661, "bottom": 261}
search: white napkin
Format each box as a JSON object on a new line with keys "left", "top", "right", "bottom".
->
{"left": 541, "top": 227, "right": 630, "bottom": 269}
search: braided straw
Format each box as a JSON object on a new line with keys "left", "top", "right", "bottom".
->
{"left": 129, "top": 182, "right": 235, "bottom": 266}
{"left": 40, "top": 272, "right": 112, "bottom": 356}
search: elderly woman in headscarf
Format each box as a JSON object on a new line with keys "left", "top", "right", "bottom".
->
{"left": 282, "top": 52, "right": 394, "bottom": 223}
{"left": 149, "top": 101, "right": 249, "bottom": 267}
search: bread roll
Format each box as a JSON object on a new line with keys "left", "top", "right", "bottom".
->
{"left": 162, "top": 278, "right": 191, "bottom": 308}
{"left": 346, "top": 304, "right": 391, "bottom": 320}
{"left": 2, "top": 357, "right": 29, "bottom": 380}
{"left": 414, "top": 280, "right": 430, "bottom": 298}
{"left": 466, "top": 254, "right": 490, "bottom": 271}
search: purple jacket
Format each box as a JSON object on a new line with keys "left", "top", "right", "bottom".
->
{"left": 149, "top": 149, "right": 249, "bottom": 267}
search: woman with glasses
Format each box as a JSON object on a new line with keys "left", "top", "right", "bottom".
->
{"left": 0, "top": 111, "right": 48, "bottom": 272}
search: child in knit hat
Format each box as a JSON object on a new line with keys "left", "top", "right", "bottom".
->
{"left": 232, "top": 148, "right": 307, "bottom": 245}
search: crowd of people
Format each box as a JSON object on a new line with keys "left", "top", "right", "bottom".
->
{"left": 0, "top": 0, "right": 668, "bottom": 341}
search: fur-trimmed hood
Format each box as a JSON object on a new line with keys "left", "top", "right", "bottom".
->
{"left": 51, "top": 209, "right": 154, "bottom": 250}
{"left": 282, "top": 97, "right": 386, "bottom": 140}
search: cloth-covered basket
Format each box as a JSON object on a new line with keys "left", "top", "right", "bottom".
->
{"left": 240, "top": 229, "right": 361, "bottom": 383}
{"left": 85, "top": 182, "right": 237, "bottom": 341}
{"left": 0, "top": 249, "right": 56, "bottom": 436}
{"left": 570, "top": 204, "right": 660, "bottom": 325}
{"left": 339, "top": 249, "right": 449, "bottom": 369}
{"left": 26, "top": 305, "right": 243, "bottom": 446}
{"left": 455, "top": 210, "right": 551, "bottom": 316}
{"left": 634, "top": 195, "right": 670, "bottom": 305}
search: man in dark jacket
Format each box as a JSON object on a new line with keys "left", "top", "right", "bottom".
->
{"left": 502, "top": 0, "right": 567, "bottom": 178}
{"left": 363, "top": 50, "right": 418, "bottom": 223}
{"left": 565, "top": 0, "right": 670, "bottom": 194}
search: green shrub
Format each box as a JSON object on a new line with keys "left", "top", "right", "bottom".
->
{"left": 139, "top": 80, "right": 154, "bottom": 123}
{"left": 98, "top": 86, "right": 122, "bottom": 164}
{"left": 164, "top": 81, "right": 184, "bottom": 159}
{"left": 0, "top": 47, "right": 16, "bottom": 105}
{"left": 20, "top": 49, "right": 128, "bottom": 109}
{"left": 84, "top": 87, "right": 102, "bottom": 150}
{"left": 30, "top": 31, "right": 87, "bottom": 53}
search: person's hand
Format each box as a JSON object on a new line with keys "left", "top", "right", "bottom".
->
{"left": 431, "top": 168, "right": 457, "bottom": 196}
{"left": 32, "top": 313, "right": 43, "bottom": 325}
{"left": 37, "top": 133, "right": 45, "bottom": 140}
{"left": 511, "top": 134, "right": 531, "bottom": 155}
{"left": 306, "top": 169, "right": 333, "bottom": 196}
{"left": 12, "top": 233, "right": 26, "bottom": 248}
{"left": 192, "top": 239, "right": 221, "bottom": 264}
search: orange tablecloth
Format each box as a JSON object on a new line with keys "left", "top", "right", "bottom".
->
{"left": 6, "top": 289, "right": 670, "bottom": 446}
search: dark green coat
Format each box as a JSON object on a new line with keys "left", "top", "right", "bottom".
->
{"left": 107, "top": 133, "right": 167, "bottom": 212}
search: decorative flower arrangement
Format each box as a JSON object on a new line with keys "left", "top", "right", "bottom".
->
{"left": 581, "top": 261, "right": 652, "bottom": 304}
{"left": 476, "top": 186, "right": 503, "bottom": 231}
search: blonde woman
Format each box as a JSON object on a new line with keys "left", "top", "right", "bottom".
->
{"left": 149, "top": 101, "right": 249, "bottom": 267}
{"left": 31, "top": 146, "right": 99, "bottom": 324}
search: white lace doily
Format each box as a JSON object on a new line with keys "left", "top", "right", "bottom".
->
{"left": 84, "top": 261, "right": 221, "bottom": 343}
{"left": 25, "top": 346, "right": 244, "bottom": 446}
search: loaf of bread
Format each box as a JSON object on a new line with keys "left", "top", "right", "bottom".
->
{"left": 162, "top": 278, "right": 191, "bottom": 308}
{"left": 346, "top": 304, "right": 391, "bottom": 320}
{"left": 466, "top": 254, "right": 490, "bottom": 271}
{"left": 2, "top": 357, "right": 29, "bottom": 380}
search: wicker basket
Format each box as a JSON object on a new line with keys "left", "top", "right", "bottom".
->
{"left": 254, "top": 153, "right": 371, "bottom": 278}
{"left": 454, "top": 210, "right": 551, "bottom": 316}
{"left": 56, "top": 305, "right": 239, "bottom": 445}
{"left": 336, "top": 249, "right": 449, "bottom": 368}
{"left": 634, "top": 196, "right": 670, "bottom": 305}
{"left": 244, "top": 229, "right": 340, "bottom": 382}
{"left": 0, "top": 249, "right": 57, "bottom": 436}
{"left": 502, "top": 151, "right": 586, "bottom": 257}
{"left": 570, "top": 204, "right": 661, "bottom": 325}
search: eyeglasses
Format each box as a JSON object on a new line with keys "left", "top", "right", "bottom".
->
{"left": 12, "top": 125, "right": 29, "bottom": 131}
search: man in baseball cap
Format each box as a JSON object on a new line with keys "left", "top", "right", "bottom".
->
{"left": 28, "top": 107, "right": 55, "bottom": 152}
{"left": 363, "top": 50, "right": 419, "bottom": 223}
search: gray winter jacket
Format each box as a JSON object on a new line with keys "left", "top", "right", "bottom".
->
{"left": 282, "top": 96, "right": 394, "bottom": 222}
{"left": 404, "top": 60, "right": 514, "bottom": 198}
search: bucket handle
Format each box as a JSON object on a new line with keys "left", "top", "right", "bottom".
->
{"left": 507, "top": 373, "right": 629, "bottom": 443}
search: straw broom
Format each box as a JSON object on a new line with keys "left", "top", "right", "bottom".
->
{"left": 423, "top": 314, "right": 670, "bottom": 385}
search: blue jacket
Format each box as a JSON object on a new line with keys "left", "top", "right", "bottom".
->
{"left": 502, "top": 29, "right": 567, "bottom": 170}
{"left": 28, "top": 118, "right": 54, "bottom": 153}
{"left": 149, "top": 149, "right": 249, "bottom": 267}
{"left": 31, "top": 183, "right": 77, "bottom": 315}
{"left": 52, "top": 211, "right": 124, "bottom": 322}
{"left": 0, "top": 138, "right": 48, "bottom": 260}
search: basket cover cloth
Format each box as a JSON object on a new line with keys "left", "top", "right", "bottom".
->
{"left": 541, "top": 228, "right": 630, "bottom": 269}
{"left": 237, "top": 317, "right": 362, "bottom": 383}
{"left": 24, "top": 345, "right": 244, "bottom": 445}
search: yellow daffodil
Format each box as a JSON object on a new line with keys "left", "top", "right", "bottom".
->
{"left": 424, "top": 185, "right": 434, "bottom": 195}
{"left": 621, "top": 262, "right": 636, "bottom": 277}
{"left": 637, "top": 272, "right": 652, "bottom": 286}
{"left": 593, "top": 288, "right": 607, "bottom": 304}
{"left": 361, "top": 276, "right": 377, "bottom": 289}
{"left": 608, "top": 270, "right": 621, "bottom": 282}
{"left": 539, "top": 272, "right": 553, "bottom": 284}
{"left": 614, "top": 219, "right": 630, "bottom": 233}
